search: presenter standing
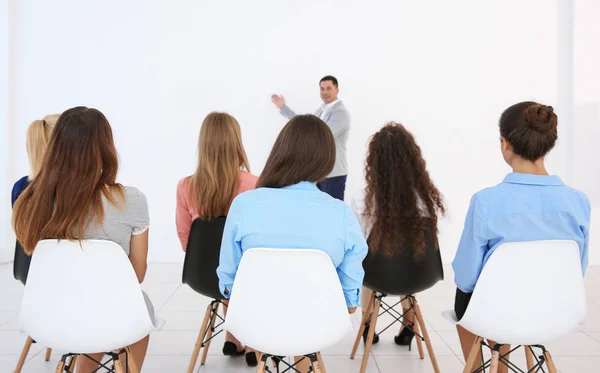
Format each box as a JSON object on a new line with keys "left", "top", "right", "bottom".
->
{"left": 271, "top": 75, "right": 350, "bottom": 200}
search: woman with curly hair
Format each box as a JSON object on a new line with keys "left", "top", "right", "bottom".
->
{"left": 351, "top": 122, "right": 445, "bottom": 347}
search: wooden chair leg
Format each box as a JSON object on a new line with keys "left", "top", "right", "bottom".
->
{"left": 125, "top": 346, "right": 140, "bottom": 373}
{"left": 490, "top": 348, "right": 500, "bottom": 373}
{"left": 525, "top": 346, "right": 534, "bottom": 372}
{"left": 350, "top": 292, "right": 375, "bottom": 359}
{"left": 412, "top": 310, "right": 425, "bottom": 359}
{"left": 413, "top": 299, "right": 440, "bottom": 373}
{"left": 544, "top": 350, "right": 558, "bottom": 373}
{"left": 256, "top": 353, "right": 268, "bottom": 373}
{"left": 55, "top": 360, "right": 65, "bottom": 373}
{"left": 462, "top": 336, "right": 483, "bottom": 373}
{"left": 359, "top": 296, "right": 381, "bottom": 373}
{"left": 311, "top": 354, "right": 323, "bottom": 373}
{"left": 45, "top": 347, "right": 52, "bottom": 361}
{"left": 67, "top": 355, "right": 78, "bottom": 373}
{"left": 200, "top": 302, "right": 220, "bottom": 365}
{"left": 113, "top": 358, "right": 126, "bottom": 373}
{"left": 187, "top": 302, "right": 213, "bottom": 373}
{"left": 317, "top": 352, "right": 327, "bottom": 373}
{"left": 15, "top": 336, "right": 34, "bottom": 373}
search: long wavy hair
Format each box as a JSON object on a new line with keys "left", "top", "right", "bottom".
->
{"left": 12, "top": 107, "right": 123, "bottom": 254}
{"left": 364, "top": 122, "right": 445, "bottom": 258}
{"left": 190, "top": 112, "right": 250, "bottom": 218}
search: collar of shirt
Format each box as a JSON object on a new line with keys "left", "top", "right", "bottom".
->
{"left": 282, "top": 181, "right": 320, "bottom": 191}
{"left": 502, "top": 173, "right": 564, "bottom": 186}
{"left": 321, "top": 99, "right": 340, "bottom": 113}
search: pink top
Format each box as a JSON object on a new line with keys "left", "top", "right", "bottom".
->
{"left": 176, "top": 171, "right": 258, "bottom": 251}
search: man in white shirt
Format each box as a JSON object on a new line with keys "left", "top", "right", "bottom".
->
{"left": 271, "top": 76, "right": 351, "bottom": 200}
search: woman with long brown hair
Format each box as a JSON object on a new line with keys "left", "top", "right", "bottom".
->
{"left": 12, "top": 106, "right": 155, "bottom": 373}
{"left": 217, "top": 114, "right": 368, "bottom": 372}
{"left": 175, "top": 112, "right": 258, "bottom": 361}
{"left": 351, "top": 122, "right": 445, "bottom": 347}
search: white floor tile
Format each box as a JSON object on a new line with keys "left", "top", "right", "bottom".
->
{"left": 373, "top": 355, "right": 463, "bottom": 373}
{"left": 0, "top": 331, "right": 45, "bottom": 356}
{"left": 0, "top": 312, "right": 17, "bottom": 328}
{"left": 553, "top": 356, "right": 600, "bottom": 373}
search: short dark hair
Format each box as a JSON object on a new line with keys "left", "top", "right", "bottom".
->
{"left": 258, "top": 115, "right": 335, "bottom": 188}
{"left": 320, "top": 75, "right": 338, "bottom": 88}
{"left": 499, "top": 101, "right": 558, "bottom": 162}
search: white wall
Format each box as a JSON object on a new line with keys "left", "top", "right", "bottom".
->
{"left": 0, "top": 0, "right": 12, "bottom": 263}
{"left": 3, "top": 0, "right": 575, "bottom": 263}
{"left": 573, "top": 0, "right": 600, "bottom": 264}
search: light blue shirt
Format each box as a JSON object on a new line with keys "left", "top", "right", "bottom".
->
{"left": 216, "top": 181, "right": 368, "bottom": 307}
{"left": 452, "top": 173, "right": 591, "bottom": 293}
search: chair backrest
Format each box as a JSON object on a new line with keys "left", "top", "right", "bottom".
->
{"left": 182, "top": 217, "right": 226, "bottom": 300}
{"left": 19, "top": 239, "right": 156, "bottom": 353}
{"left": 225, "top": 248, "right": 353, "bottom": 357}
{"left": 13, "top": 240, "right": 31, "bottom": 285}
{"left": 363, "top": 221, "right": 443, "bottom": 295}
{"left": 459, "top": 240, "right": 586, "bottom": 345}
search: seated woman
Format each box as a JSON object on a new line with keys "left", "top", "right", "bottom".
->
{"left": 12, "top": 107, "right": 157, "bottom": 373}
{"left": 351, "top": 122, "right": 445, "bottom": 347}
{"left": 175, "top": 112, "right": 258, "bottom": 360}
{"left": 11, "top": 114, "right": 60, "bottom": 204}
{"left": 452, "top": 102, "right": 591, "bottom": 373}
{"left": 217, "top": 114, "right": 368, "bottom": 371}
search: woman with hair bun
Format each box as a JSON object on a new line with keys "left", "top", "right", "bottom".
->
{"left": 452, "top": 102, "right": 591, "bottom": 372}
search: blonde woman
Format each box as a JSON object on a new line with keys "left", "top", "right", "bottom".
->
{"left": 11, "top": 114, "right": 60, "bottom": 205}
{"left": 175, "top": 112, "right": 258, "bottom": 363}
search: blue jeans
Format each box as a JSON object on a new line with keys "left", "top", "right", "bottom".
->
{"left": 317, "top": 175, "right": 347, "bottom": 201}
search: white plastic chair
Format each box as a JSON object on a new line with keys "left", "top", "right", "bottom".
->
{"left": 224, "top": 248, "right": 353, "bottom": 373}
{"left": 442, "top": 240, "right": 586, "bottom": 373}
{"left": 19, "top": 239, "right": 165, "bottom": 372}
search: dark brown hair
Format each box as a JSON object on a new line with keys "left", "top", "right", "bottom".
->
{"left": 364, "top": 123, "right": 445, "bottom": 258}
{"left": 258, "top": 115, "right": 335, "bottom": 188}
{"left": 499, "top": 101, "right": 558, "bottom": 161}
{"left": 12, "top": 106, "right": 123, "bottom": 254}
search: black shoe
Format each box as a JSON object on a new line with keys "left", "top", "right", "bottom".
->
{"left": 245, "top": 351, "right": 258, "bottom": 367}
{"left": 222, "top": 341, "right": 245, "bottom": 356}
{"left": 394, "top": 324, "right": 415, "bottom": 350}
{"left": 362, "top": 323, "right": 380, "bottom": 345}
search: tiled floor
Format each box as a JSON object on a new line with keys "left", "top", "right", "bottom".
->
{"left": 1, "top": 262, "right": 599, "bottom": 372}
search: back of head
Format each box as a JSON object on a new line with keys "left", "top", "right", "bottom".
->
{"left": 13, "top": 106, "right": 122, "bottom": 254}
{"left": 258, "top": 115, "right": 335, "bottom": 188}
{"left": 191, "top": 112, "right": 250, "bottom": 218}
{"left": 364, "top": 123, "right": 445, "bottom": 259}
{"left": 499, "top": 101, "right": 558, "bottom": 161}
{"left": 26, "top": 114, "right": 60, "bottom": 179}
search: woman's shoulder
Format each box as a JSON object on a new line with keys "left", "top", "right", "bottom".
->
{"left": 239, "top": 171, "right": 259, "bottom": 191}
{"left": 110, "top": 185, "right": 148, "bottom": 210}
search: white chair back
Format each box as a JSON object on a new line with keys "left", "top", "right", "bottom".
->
{"left": 224, "top": 248, "right": 353, "bottom": 357}
{"left": 19, "top": 239, "right": 158, "bottom": 353}
{"left": 458, "top": 240, "right": 586, "bottom": 345}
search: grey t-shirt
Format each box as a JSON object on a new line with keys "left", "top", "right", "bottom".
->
{"left": 84, "top": 186, "right": 149, "bottom": 256}
{"left": 83, "top": 185, "right": 155, "bottom": 321}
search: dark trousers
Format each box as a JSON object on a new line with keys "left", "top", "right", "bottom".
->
{"left": 317, "top": 175, "right": 347, "bottom": 201}
{"left": 454, "top": 287, "right": 473, "bottom": 321}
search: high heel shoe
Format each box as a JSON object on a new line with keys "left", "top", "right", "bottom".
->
{"left": 245, "top": 351, "right": 258, "bottom": 367}
{"left": 222, "top": 341, "right": 245, "bottom": 356}
{"left": 394, "top": 324, "right": 415, "bottom": 350}
{"left": 362, "top": 323, "right": 380, "bottom": 345}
